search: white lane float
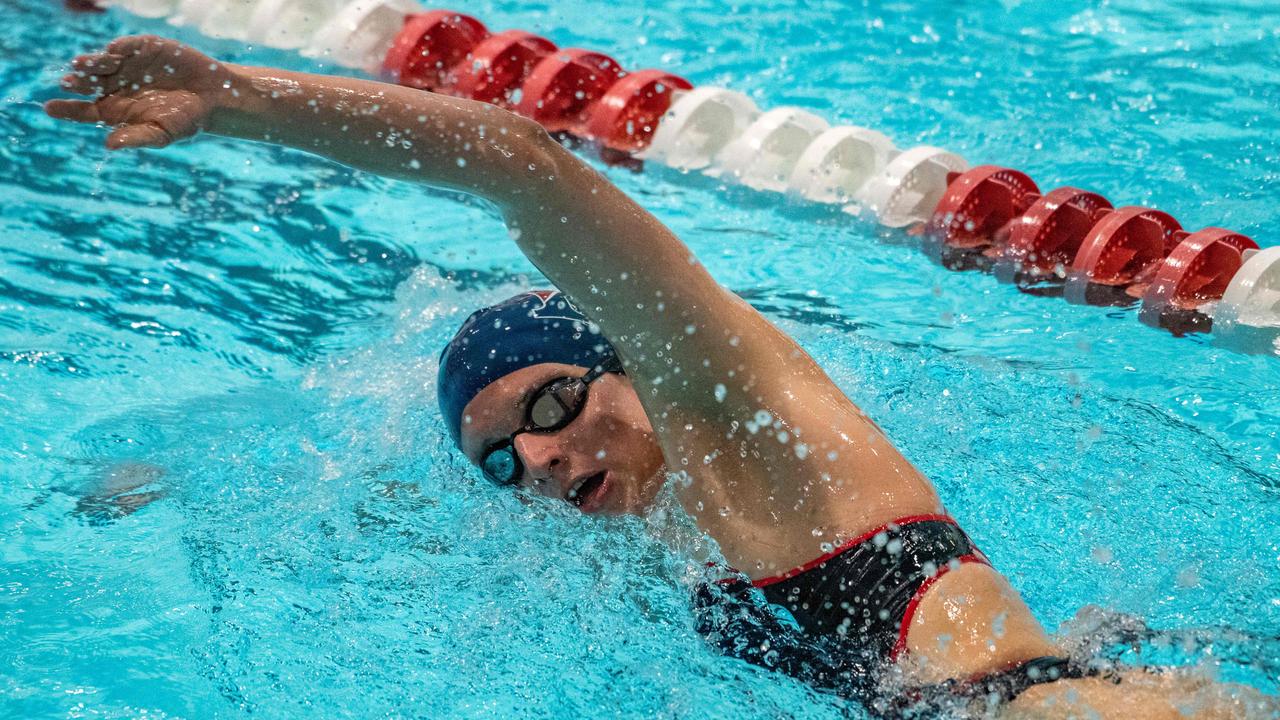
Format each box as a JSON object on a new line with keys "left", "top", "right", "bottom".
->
{"left": 248, "top": 0, "right": 349, "bottom": 49}
{"left": 712, "top": 107, "right": 829, "bottom": 192}
{"left": 168, "top": 0, "right": 261, "bottom": 40}
{"left": 858, "top": 146, "right": 969, "bottom": 228}
{"left": 302, "top": 0, "right": 417, "bottom": 72}
{"left": 789, "top": 125, "right": 896, "bottom": 206}
{"left": 642, "top": 87, "right": 760, "bottom": 171}
{"left": 98, "top": 0, "right": 178, "bottom": 19}
{"left": 1214, "top": 246, "right": 1280, "bottom": 333}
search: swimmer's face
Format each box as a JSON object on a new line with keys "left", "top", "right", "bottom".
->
{"left": 459, "top": 362, "right": 665, "bottom": 515}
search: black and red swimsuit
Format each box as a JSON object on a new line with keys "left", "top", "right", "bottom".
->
{"left": 751, "top": 514, "right": 988, "bottom": 662}
{"left": 694, "top": 514, "right": 1100, "bottom": 717}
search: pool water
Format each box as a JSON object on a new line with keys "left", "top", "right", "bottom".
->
{"left": 2, "top": 0, "right": 1279, "bottom": 717}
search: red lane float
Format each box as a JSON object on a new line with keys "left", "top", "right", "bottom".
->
{"left": 923, "top": 162, "right": 1265, "bottom": 331}
{"left": 371, "top": 8, "right": 1273, "bottom": 340}
{"left": 384, "top": 10, "right": 489, "bottom": 90}
{"left": 514, "top": 49, "right": 625, "bottom": 133}
{"left": 924, "top": 166, "right": 1039, "bottom": 264}
{"left": 922, "top": 163, "right": 1257, "bottom": 323}
{"left": 452, "top": 30, "right": 558, "bottom": 107}
{"left": 383, "top": 10, "right": 690, "bottom": 152}
{"left": 1065, "top": 207, "right": 1182, "bottom": 305}
{"left": 1139, "top": 229, "right": 1259, "bottom": 330}
{"left": 999, "top": 188, "right": 1113, "bottom": 283}
{"left": 582, "top": 69, "right": 693, "bottom": 152}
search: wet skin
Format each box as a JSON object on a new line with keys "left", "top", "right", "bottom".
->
{"left": 45, "top": 36, "right": 1274, "bottom": 718}
{"left": 459, "top": 362, "right": 665, "bottom": 515}
{"left": 458, "top": 363, "right": 1275, "bottom": 718}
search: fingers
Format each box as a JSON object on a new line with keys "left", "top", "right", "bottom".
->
{"left": 60, "top": 35, "right": 206, "bottom": 99}
{"left": 47, "top": 97, "right": 175, "bottom": 151}
{"left": 61, "top": 70, "right": 107, "bottom": 96}
{"left": 105, "top": 34, "right": 164, "bottom": 58}
{"left": 72, "top": 52, "right": 125, "bottom": 77}
{"left": 62, "top": 48, "right": 134, "bottom": 96}
{"left": 44, "top": 99, "right": 102, "bottom": 123}
{"left": 58, "top": 38, "right": 153, "bottom": 96}
{"left": 106, "top": 122, "right": 172, "bottom": 150}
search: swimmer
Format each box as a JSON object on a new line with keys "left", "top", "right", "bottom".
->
{"left": 47, "top": 36, "right": 1274, "bottom": 718}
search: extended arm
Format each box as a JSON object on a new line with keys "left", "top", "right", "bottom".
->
{"left": 47, "top": 36, "right": 938, "bottom": 565}
{"left": 215, "top": 60, "right": 785, "bottom": 406}
{"left": 48, "top": 38, "right": 745, "bottom": 381}
{"left": 47, "top": 37, "right": 822, "bottom": 428}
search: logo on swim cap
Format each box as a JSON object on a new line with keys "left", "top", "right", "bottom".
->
{"left": 436, "top": 290, "right": 615, "bottom": 447}
{"left": 527, "top": 289, "right": 594, "bottom": 328}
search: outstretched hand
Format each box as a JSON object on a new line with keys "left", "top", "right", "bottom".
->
{"left": 45, "top": 35, "right": 239, "bottom": 150}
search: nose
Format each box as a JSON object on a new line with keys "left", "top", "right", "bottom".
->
{"left": 512, "top": 431, "right": 566, "bottom": 492}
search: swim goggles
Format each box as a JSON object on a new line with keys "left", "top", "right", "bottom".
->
{"left": 479, "top": 354, "right": 624, "bottom": 486}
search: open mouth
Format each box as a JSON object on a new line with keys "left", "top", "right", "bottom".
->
{"left": 566, "top": 470, "right": 607, "bottom": 508}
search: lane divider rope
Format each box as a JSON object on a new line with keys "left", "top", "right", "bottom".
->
{"left": 85, "top": 0, "right": 1280, "bottom": 342}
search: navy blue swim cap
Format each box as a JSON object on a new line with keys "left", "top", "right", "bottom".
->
{"left": 437, "top": 290, "right": 615, "bottom": 447}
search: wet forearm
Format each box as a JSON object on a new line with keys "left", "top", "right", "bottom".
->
{"left": 207, "top": 64, "right": 559, "bottom": 210}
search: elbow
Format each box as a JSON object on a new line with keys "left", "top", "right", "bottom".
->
{"left": 507, "top": 112, "right": 556, "bottom": 151}
{"left": 508, "top": 113, "right": 562, "bottom": 173}
{"left": 489, "top": 112, "right": 567, "bottom": 208}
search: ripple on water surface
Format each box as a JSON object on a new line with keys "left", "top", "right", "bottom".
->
{"left": 2, "top": 0, "right": 1278, "bottom": 718}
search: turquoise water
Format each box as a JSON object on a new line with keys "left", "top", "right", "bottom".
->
{"left": 3, "top": 0, "right": 1279, "bottom": 717}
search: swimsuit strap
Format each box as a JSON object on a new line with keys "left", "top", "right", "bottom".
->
{"left": 886, "top": 655, "right": 1116, "bottom": 718}
{"left": 750, "top": 515, "right": 988, "bottom": 662}
{"left": 962, "top": 655, "right": 1101, "bottom": 704}
{"left": 881, "top": 655, "right": 1113, "bottom": 718}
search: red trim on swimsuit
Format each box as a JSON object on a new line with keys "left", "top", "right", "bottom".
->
{"left": 743, "top": 514, "right": 990, "bottom": 663}
{"left": 889, "top": 551, "right": 990, "bottom": 661}
{"left": 751, "top": 513, "right": 962, "bottom": 588}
